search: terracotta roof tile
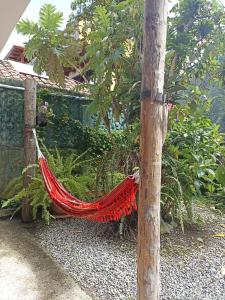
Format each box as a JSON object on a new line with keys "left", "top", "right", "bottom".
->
{"left": 0, "top": 60, "right": 87, "bottom": 93}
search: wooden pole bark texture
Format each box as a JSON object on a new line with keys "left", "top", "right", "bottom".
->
{"left": 22, "top": 79, "right": 37, "bottom": 222}
{"left": 137, "top": 1, "right": 168, "bottom": 299}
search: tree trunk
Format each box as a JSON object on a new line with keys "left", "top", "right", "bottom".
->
{"left": 22, "top": 79, "right": 37, "bottom": 222}
{"left": 137, "top": 1, "right": 168, "bottom": 300}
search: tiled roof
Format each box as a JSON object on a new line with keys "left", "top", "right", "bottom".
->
{"left": 0, "top": 60, "right": 84, "bottom": 92}
{"left": 4, "top": 45, "right": 28, "bottom": 63}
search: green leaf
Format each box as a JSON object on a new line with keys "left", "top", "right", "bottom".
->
{"left": 16, "top": 19, "right": 38, "bottom": 35}
{"left": 39, "top": 4, "right": 63, "bottom": 31}
{"left": 189, "top": 101, "right": 198, "bottom": 113}
{"left": 207, "top": 183, "right": 215, "bottom": 193}
{"left": 216, "top": 166, "right": 225, "bottom": 187}
{"left": 197, "top": 169, "right": 205, "bottom": 178}
{"left": 22, "top": 164, "right": 39, "bottom": 175}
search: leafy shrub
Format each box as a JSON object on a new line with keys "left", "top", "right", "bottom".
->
{"left": 162, "top": 104, "right": 225, "bottom": 227}
{"left": 38, "top": 117, "right": 116, "bottom": 155}
{"left": 168, "top": 105, "right": 224, "bottom": 192}
{"left": 93, "top": 123, "right": 139, "bottom": 195}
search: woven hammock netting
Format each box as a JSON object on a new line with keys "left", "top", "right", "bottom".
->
{"left": 39, "top": 157, "right": 138, "bottom": 222}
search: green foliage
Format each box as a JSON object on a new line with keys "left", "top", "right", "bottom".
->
{"left": 39, "top": 4, "right": 63, "bottom": 31}
{"left": 1, "top": 176, "right": 23, "bottom": 207}
{"left": 13, "top": 0, "right": 225, "bottom": 229}
{"left": 161, "top": 153, "right": 193, "bottom": 231}
{"left": 210, "top": 165, "right": 225, "bottom": 209}
{"left": 36, "top": 89, "right": 128, "bottom": 155}
{"left": 70, "top": 0, "right": 225, "bottom": 124}
{"left": 39, "top": 117, "right": 114, "bottom": 154}
{"left": 161, "top": 102, "right": 225, "bottom": 226}
{"left": 1, "top": 147, "right": 96, "bottom": 223}
{"left": 167, "top": 105, "right": 223, "bottom": 193}
{"left": 2, "top": 107, "right": 224, "bottom": 228}
{"left": 94, "top": 124, "right": 139, "bottom": 194}
{"left": 215, "top": 166, "right": 225, "bottom": 187}
{"left": 1, "top": 138, "right": 132, "bottom": 223}
{"left": 16, "top": 4, "right": 81, "bottom": 86}
{"left": 70, "top": 0, "right": 143, "bottom": 125}
{"left": 17, "top": 0, "right": 225, "bottom": 124}
{"left": 209, "top": 86, "right": 225, "bottom": 132}
{"left": 166, "top": 0, "right": 225, "bottom": 103}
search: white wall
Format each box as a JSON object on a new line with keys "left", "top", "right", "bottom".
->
{"left": 0, "top": 0, "right": 30, "bottom": 51}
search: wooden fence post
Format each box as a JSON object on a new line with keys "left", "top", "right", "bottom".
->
{"left": 22, "top": 79, "right": 36, "bottom": 222}
{"left": 137, "top": 0, "right": 168, "bottom": 299}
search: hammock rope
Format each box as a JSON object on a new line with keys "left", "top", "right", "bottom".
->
{"left": 32, "top": 129, "right": 139, "bottom": 222}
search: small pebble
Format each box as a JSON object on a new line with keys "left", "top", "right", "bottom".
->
{"left": 32, "top": 211, "right": 225, "bottom": 300}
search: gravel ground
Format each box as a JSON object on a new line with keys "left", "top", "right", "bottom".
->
{"left": 31, "top": 206, "right": 225, "bottom": 300}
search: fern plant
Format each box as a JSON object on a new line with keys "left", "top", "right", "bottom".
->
{"left": 1, "top": 147, "right": 95, "bottom": 224}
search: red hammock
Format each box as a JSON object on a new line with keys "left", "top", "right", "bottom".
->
{"left": 34, "top": 131, "right": 139, "bottom": 222}
{"left": 38, "top": 157, "right": 138, "bottom": 222}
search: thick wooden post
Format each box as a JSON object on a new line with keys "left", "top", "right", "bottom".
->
{"left": 137, "top": 1, "right": 168, "bottom": 299}
{"left": 22, "top": 79, "right": 36, "bottom": 222}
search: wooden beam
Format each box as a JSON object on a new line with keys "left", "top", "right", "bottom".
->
{"left": 22, "top": 78, "right": 36, "bottom": 222}
{"left": 137, "top": 1, "right": 168, "bottom": 299}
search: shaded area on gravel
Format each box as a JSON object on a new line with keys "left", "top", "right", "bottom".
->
{"left": 31, "top": 206, "right": 225, "bottom": 300}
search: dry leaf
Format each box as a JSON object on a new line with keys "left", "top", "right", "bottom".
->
{"left": 221, "top": 266, "right": 225, "bottom": 278}
{"left": 74, "top": 230, "right": 82, "bottom": 234}
{"left": 213, "top": 232, "right": 225, "bottom": 237}
{"left": 197, "top": 237, "right": 204, "bottom": 243}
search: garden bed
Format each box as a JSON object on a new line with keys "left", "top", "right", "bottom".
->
{"left": 29, "top": 205, "right": 225, "bottom": 300}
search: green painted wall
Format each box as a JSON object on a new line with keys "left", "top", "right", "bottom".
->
{"left": 0, "top": 83, "right": 24, "bottom": 197}
{"left": 36, "top": 91, "right": 92, "bottom": 148}
{"left": 0, "top": 148, "right": 24, "bottom": 195}
{"left": 0, "top": 87, "right": 24, "bottom": 147}
{"left": 0, "top": 79, "right": 90, "bottom": 196}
